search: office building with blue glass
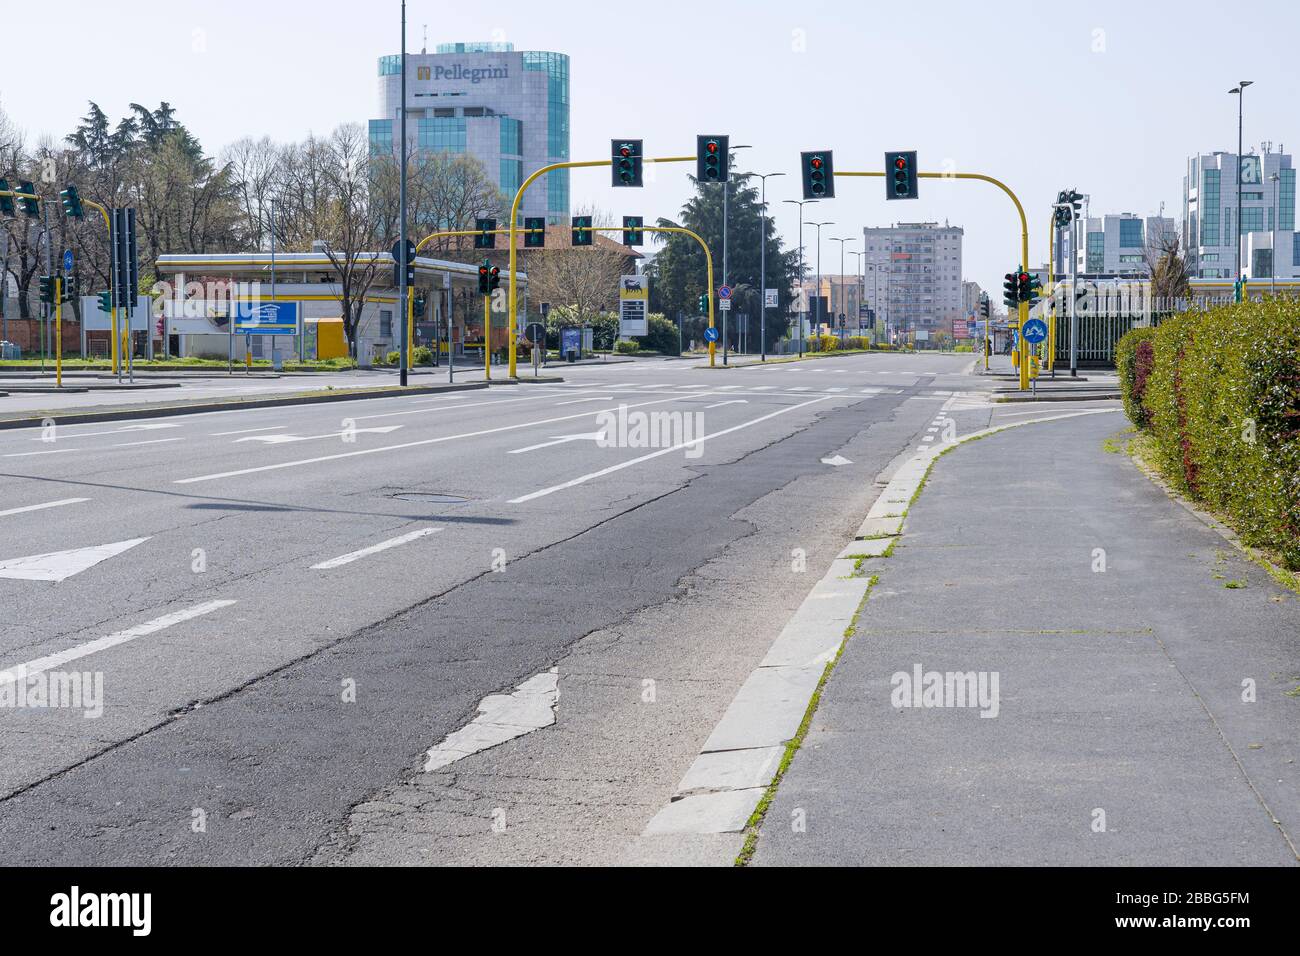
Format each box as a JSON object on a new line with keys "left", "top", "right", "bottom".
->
{"left": 370, "top": 42, "right": 570, "bottom": 223}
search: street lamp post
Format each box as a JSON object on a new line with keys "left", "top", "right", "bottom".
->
{"left": 830, "top": 237, "right": 855, "bottom": 344}
{"left": 1229, "top": 80, "right": 1253, "bottom": 287}
{"left": 398, "top": 0, "right": 409, "bottom": 387}
{"left": 742, "top": 170, "right": 785, "bottom": 362}
{"left": 808, "top": 220, "right": 834, "bottom": 346}
{"left": 1270, "top": 171, "right": 1280, "bottom": 296}
{"left": 782, "top": 199, "right": 817, "bottom": 357}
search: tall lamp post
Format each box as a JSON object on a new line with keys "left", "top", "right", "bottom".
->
{"left": 807, "top": 220, "right": 835, "bottom": 345}
{"left": 741, "top": 170, "right": 784, "bottom": 362}
{"left": 1269, "top": 170, "right": 1280, "bottom": 296}
{"left": 1229, "top": 80, "right": 1253, "bottom": 287}
{"left": 782, "top": 199, "right": 817, "bottom": 357}
{"left": 830, "top": 237, "right": 855, "bottom": 344}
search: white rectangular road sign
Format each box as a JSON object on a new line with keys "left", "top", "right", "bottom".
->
{"left": 764, "top": 288, "right": 779, "bottom": 308}
{"left": 719, "top": 299, "right": 732, "bottom": 311}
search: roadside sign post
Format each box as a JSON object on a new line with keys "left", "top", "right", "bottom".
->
{"left": 718, "top": 285, "right": 732, "bottom": 365}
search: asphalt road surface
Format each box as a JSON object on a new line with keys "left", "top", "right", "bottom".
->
{"left": 0, "top": 351, "right": 1018, "bottom": 865}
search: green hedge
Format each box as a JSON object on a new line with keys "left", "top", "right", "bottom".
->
{"left": 1116, "top": 301, "right": 1300, "bottom": 568}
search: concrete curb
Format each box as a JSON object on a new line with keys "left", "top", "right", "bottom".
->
{"left": 0, "top": 381, "right": 495, "bottom": 431}
{"left": 642, "top": 405, "right": 1121, "bottom": 838}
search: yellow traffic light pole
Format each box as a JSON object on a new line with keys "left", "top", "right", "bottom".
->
{"left": 415, "top": 222, "right": 716, "bottom": 374}
{"left": 505, "top": 155, "right": 696, "bottom": 378}
{"left": 1046, "top": 212, "right": 1056, "bottom": 375}
{"left": 838, "top": 169, "right": 1032, "bottom": 389}
{"left": 77, "top": 197, "right": 119, "bottom": 373}
{"left": 54, "top": 276, "right": 63, "bottom": 387}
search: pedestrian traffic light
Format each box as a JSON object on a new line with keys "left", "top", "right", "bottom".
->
{"left": 801, "top": 151, "right": 834, "bottom": 199}
{"left": 524, "top": 216, "right": 546, "bottom": 248}
{"left": 38, "top": 275, "right": 54, "bottom": 305}
{"left": 697, "top": 135, "right": 729, "bottom": 184}
{"left": 622, "top": 216, "right": 643, "bottom": 246}
{"left": 474, "top": 217, "right": 496, "bottom": 249}
{"left": 17, "top": 181, "right": 39, "bottom": 218}
{"left": 60, "top": 184, "right": 84, "bottom": 220}
{"left": 488, "top": 265, "right": 501, "bottom": 293}
{"left": 413, "top": 292, "right": 426, "bottom": 318}
{"left": 697, "top": 293, "right": 709, "bottom": 315}
{"left": 1002, "top": 272, "right": 1018, "bottom": 309}
{"left": 478, "top": 260, "right": 491, "bottom": 295}
{"left": 98, "top": 290, "right": 112, "bottom": 314}
{"left": 887, "top": 151, "right": 918, "bottom": 200}
{"left": 571, "top": 215, "right": 593, "bottom": 246}
{"left": 0, "top": 178, "right": 15, "bottom": 217}
{"left": 611, "top": 139, "right": 643, "bottom": 187}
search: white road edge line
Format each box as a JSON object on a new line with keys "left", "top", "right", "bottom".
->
{"left": 0, "top": 600, "right": 236, "bottom": 685}
{"left": 509, "top": 397, "right": 833, "bottom": 504}
{"left": 174, "top": 393, "right": 723, "bottom": 485}
{"left": 0, "top": 497, "right": 90, "bottom": 518}
{"left": 3, "top": 449, "right": 78, "bottom": 458}
{"left": 311, "top": 527, "right": 442, "bottom": 570}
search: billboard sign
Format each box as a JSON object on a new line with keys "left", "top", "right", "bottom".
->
{"left": 618, "top": 275, "right": 649, "bottom": 337}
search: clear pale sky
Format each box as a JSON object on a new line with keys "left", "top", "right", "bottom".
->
{"left": 4, "top": 0, "right": 1298, "bottom": 294}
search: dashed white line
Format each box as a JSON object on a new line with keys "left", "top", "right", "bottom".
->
{"left": 311, "top": 527, "right": 442, "bottom": 570}
{"left": 0, "top": 497, "right": 90, "bottom": 519}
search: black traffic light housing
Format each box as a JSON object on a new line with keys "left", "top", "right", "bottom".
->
{"left": 98, "top": 290, "right": 113, "bottom": 314}
{"left": 1002, "top": 272, "right": 1018, "bottom": 310}
{"left": 474, "top": 218, "right": 496, "bottom": 249}
{"left": 622, "top": 216, "right": 643, "bottom": 246}
{"left": 17, "top": 181, "right": 39, "bottom": 218}
{"left": 571, "top": 216, "right": 593, "bottom": 247}
{"left": 413, "top": 292, "right": 426, "bottom": 318}
{"left": 697, "top": 135, "right": 729, "bottom": 184}
{"left": 524, "top": 216, "right": 546, "bottom": 249}
{"left": 60, "top": 185, "right": 85, "bottom": 220}
{"left": 38, "top": 275, "right": 55, "bottom": 305}
{"left": 478, "top": 260, "right": 491, "bottom": 295}
{"left": 612, "top": 139, "right": 643, "bottom": 187}
{"left": 488, "top": 265, "right": 501, "bottom": 293}
{"left": 0, "top": 178, "right": 15, "bottom": 217}
{"left": 980, "top": 295, "right": 990, "bottom": 320}
{"left": 887, "top": 151, "right": 918, "bottom": 200}
{"left": 61, "top": 273, "right": 78, "bottom": 303}
{"left": 801, "top": 150, "right": 834, "bottom": 199}
{"left": 697, "top": 293, "right": 709, "bottom": 315}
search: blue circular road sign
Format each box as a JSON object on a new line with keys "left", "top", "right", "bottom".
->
{"left": 717, "top": 285, "right": 732, "bottom": 300}
{"left": 703, "top": 327, "right": 720, "bottom": 343}
{"left": 62, "top": 249, "right": 74, "bottom": 273}
{"left": 1021, "top": 318, "right": 1048, "bottom": 344}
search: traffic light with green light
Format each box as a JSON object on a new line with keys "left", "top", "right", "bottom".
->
{"left": 524, "top": 216, "right": 546, "bottom": 249}
{"left": 17, "top": 181, "right": 39, "bottom": 218}
{"left": 696, "top": 135, "right": 729, "bottom": 184}
{"left": 697, "top": 293, "right": 709, "bottom": 315}
{"left": 611, "top": 140, "right": 643, "bottom": 187}
{"left": 622, "top": 216, "right": 643, "bottom": 246}
{"left": 887, "top": 151, "right": 918, "bottom": 200}
{"left": 801, "top": 151, "right": 834, "bottom": 199}
{"left": 60, "top": 185, "right": 84, "bottom": 220}
{"left": 571, "top": 216, "right": 593, "bottom": 247}
{"left": 98, "top": 290, "right": 113, "bottom": 314}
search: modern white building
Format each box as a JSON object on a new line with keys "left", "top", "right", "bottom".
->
{"left": 1183, "top": 147, "right": 1296, "bottom": 280}
{"left": 861, "top": 222, "right": 963, "bottom": 337}
{"left": 1065, "top": 213, "right": 1177, "bottom": 276}
{"left": 371, "top": 41, "right": 570, "bottom": 224}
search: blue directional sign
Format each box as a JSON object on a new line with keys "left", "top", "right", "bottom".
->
{"left": 62, "top": 249, "right": 74, "bottom": 273}
{"left": 703, "top": 326, "right": 720, "bottom": 342}
{"left": 1021, "top": 318, "right": 1048, "bottom": 344}
{"left": 234, "top": 301, "right": 299, "bottom": 335}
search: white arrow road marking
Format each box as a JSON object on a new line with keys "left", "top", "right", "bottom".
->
{"left": 0, "top": 600, "right": 235, "bottom": 684}
{"left": 821, "top": 455, "right": 853, "bottom": 467}
{"left": 704, "top": 400, "right": 749, "bottom": 409}
{"left": 510, "top": 397, "right": 833, "bottom": 504}
{"left": 236, "top": 426, "right": 403, "bottom": 444}
{"left": 0, "top": 498, "right": 89, "bottom": 519}
{"left": 508, "top": 432, "right": 604, "bottom": 454}
{"left": 311, "top": 527, "right": 441, "bottom": 570}
{"left": 0, "top": 537, "right": 150, "bottom": 582}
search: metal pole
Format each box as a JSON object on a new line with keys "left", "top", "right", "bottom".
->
{"left": 1271, "top": 171, "right": 1279, "bottom": 296}
{"left": 759, "top": 179, "right": 766, "bottom": 362}
{"left": 1070, "top": 207, "right": 1079, "bottom": 377}
{"left": 1237, "top": 88, "right": 1243, "bottom": 284}
{"left": 270, "top": 196, "right": 277, "bottom": 370}
{"left": 798, "top": 206, "right": 805, "bottom": 357}
{"left": 445, "top": 273, "right": 454, "bottom": 383}
{"left": 1, "top": 228, "right": 8, "bottom": 348}
{"left": 42, "top": 204, "right": 51, "bottom": 374}
{"left": 398, "top": 0, "right": 409, "bottom": 387}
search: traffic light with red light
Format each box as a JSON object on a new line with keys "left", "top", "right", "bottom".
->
{"left": 801, "top": 151, "right": 834, "bottom": 199}
{"left": 478, "top": 260, "right": 491, "bottom": 295}
{"left": 612, "top": 139, "right": 643, "bottom": 187}
{"left": 887, "top": 151, "right": 918, "bottom": 200}
{"left": 697, "top": 135, "right": 729, "bottom": 183}
{"left": 489, "top": 265, "right": 501, "bottom": 293}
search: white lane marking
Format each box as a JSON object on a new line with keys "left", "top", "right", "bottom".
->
{"left": 210, "top": 425, "right": 288, "bottom": 437}
{"left": 752, "top": 386, "right": 776, "bottom": 391}
{"left": 0, "top": 498, "right": 90, "bottom": 519}
{"left": 827, "top": 387, "right": 847, "bottom": 393}
{"left": 859, "top": 388, "right": 882, "bottom": 394}
{"left": 705, "top": 400, "right": 748, "bottom": 409}
{"left": 821, "top": 455, "right": 853, "bottom": 467}
{"left": 349, "top": 392, "right": 600, "bottom": 422}
{"left": 554, "top": 397, "right": 612, "bottom": 406}
{"left": 0, "top": 537, "right": 150, "bottom": 582}
{"left": 509, "top": 397, "right": 833, "bottom": 504}
{"left": 2, "top": 449, "right": 78, "bottom": 458}
{"left": 174, "top": 393, "right": 719, "bottom": 485}
{"left": 788, "top": 387, "right": 812, "bottom": 392}
{"left": 112, "top": 438, "right": 187, "bottom": 447}
{"left": 717, "top": 385, "right": 744, "bottom": 391}
{"left": 0, "top": 600, "right": 236, "bottom": 683}
{"left": 508, "top": 432, "right": 603, "bottom": 454}
{"left": 29, "top": 423, "right": 181, "bottom": 441}
{"left": 235, "top": 425, "right": 402, "bottom": 444}
{"left": 424, "top": 668, "right": 559, "bottom": 772}
{"left": 311, "top": 527, "right": 442, "bottom": 570}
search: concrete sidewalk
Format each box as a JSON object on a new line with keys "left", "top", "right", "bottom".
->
{"left": 753, "top": 411, "right": 1299, "bottom": 866}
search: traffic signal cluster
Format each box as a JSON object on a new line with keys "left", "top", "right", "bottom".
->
{"left": 474, "top": 218, "right": 497, "bottom": 249}
{"left": 1002, "top": 267, "right": 1042, "bottom": 308}
{"left": 571, "top": 215, "right": 593, "bottom": 247}
{"left": 621, "top": 216, "right": 643, "bottom": 246}
{"left": 60, "top": 185, "right": 85, "bottom": 220}
{"left": 524, "top": 216, "right": 546, "bottom": 249}
{"left": 37, "top": 274, "right": 79, "bottom": 305}
{"left": 477, "top": 258, "right": 500, "bottom": 295}
{"left": 801, "top": 151, "right": 834, "bottom": 199}
{"left": 1054, "top": 189, "right": 1082, "bottom": 228}
{"left": 887, "top": 151, "right": 918, "bottom": 200}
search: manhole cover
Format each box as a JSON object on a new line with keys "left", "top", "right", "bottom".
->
{"left": 390, "top": 493, "right": 470, "bottom": 505}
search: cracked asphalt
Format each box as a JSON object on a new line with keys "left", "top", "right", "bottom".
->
{"left": 0, "top": 352, "right": 993, "bottom": 864}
